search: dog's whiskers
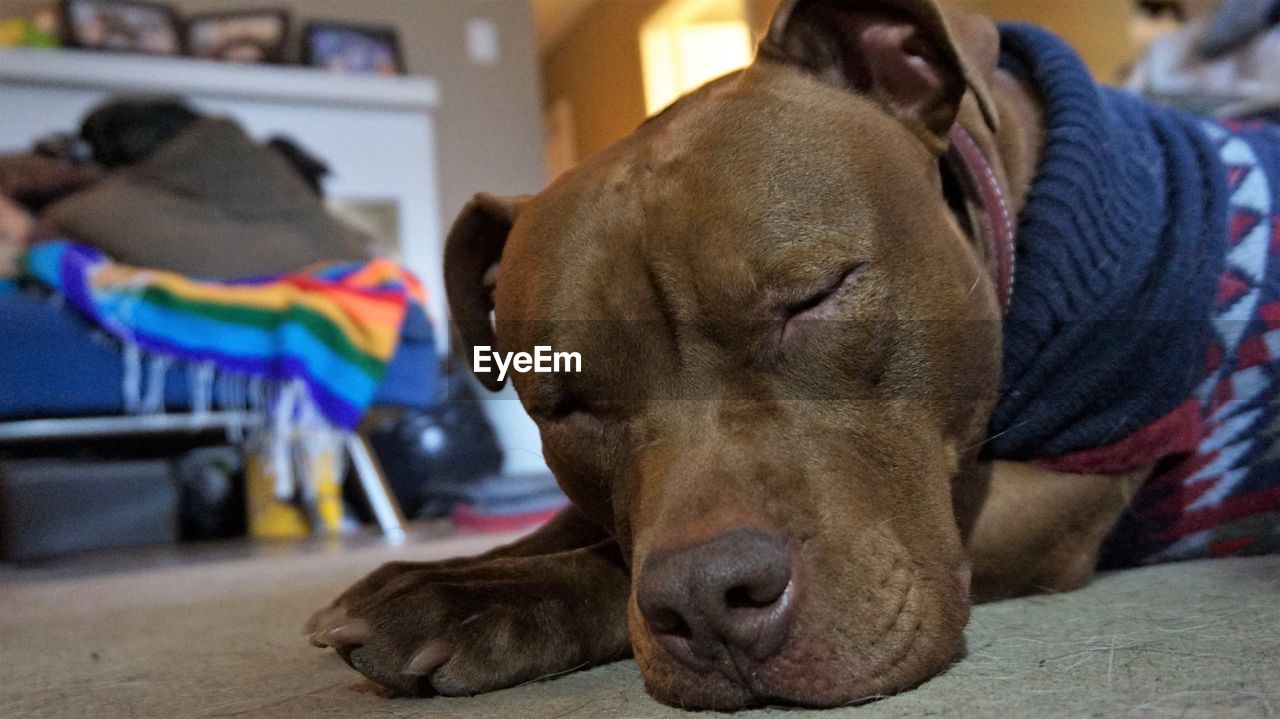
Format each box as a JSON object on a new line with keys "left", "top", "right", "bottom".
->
{"left": 515, "top": 661, "right": 593, "bottom": 688}
{"left": 958, "top": 419, "right": 1032, "bottom": 454}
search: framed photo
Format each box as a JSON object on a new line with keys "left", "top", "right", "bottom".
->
{"left": 60, "top": 0, "right": 180, "bottom": 55}
{"left": 185, "top": 10, "right": 289, "bottom": 64}
{"left": 303, "top": 22, "right": 404, "bottom": 76}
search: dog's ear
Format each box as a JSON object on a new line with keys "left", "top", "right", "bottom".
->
{"left": 444, "top": 193, "right": 526, "bottom": 391}
{"left": 760, "top": 0, "right": 1000, "bottom": 151}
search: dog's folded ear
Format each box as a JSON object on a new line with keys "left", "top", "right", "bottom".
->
{"left": 760, "top": 0, "right": 1000, "bottom": 151}
{"left": 444, "top": 193, "right": 526, "bottom": 391}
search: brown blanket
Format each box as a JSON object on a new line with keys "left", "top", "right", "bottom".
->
{"left": 43, "top": 118, "right": 371, "bottom": 278}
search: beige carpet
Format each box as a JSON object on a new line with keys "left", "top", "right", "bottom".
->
{"left": 2, "top": 533, "right": 1278, "bottom": 718}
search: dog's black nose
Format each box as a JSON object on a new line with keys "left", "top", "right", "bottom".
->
{"left": 637, "top": 529, "right": 795, "bottom": 667}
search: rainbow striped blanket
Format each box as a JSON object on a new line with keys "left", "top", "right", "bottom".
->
{"left": 22, "top": 240, "right": 424, "bottom": 431}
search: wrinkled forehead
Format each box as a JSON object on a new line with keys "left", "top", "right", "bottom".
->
{"left": 515, "top": 69, "right": 924, "bottom": 278}
{"left": 498, "top": 64, "right": 945, "bottom": 336}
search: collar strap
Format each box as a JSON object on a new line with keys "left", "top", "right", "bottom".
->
{"left": 946, "top": 125, "right": 1016, "bottom": 313}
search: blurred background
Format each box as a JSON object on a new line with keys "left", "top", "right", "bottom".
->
{"left": 541, "top": 0, "right": 1153, "bottom": 171}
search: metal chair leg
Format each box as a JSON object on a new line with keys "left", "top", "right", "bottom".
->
{"left": 345, "top": 433, "right": 406, "bottom": 542}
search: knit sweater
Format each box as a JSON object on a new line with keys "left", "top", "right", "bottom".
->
{"left": 987, "top": 25, "right": 1280, "bottom": 564}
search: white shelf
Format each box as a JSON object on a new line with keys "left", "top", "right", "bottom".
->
{"left": 0, "top": 47, "right": 439, "bottom": 111}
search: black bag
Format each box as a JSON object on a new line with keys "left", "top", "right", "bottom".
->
{"left": 366, "top": 359, "right": 504, "bottom": 518}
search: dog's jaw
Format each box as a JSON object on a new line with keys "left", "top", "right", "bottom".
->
{"left": 627, "top": 524, "right": 971, "bottom": 709}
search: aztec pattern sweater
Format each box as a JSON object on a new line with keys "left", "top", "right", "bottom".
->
{"left": 985, "top": 25, "right": 1280, "bottom": 565}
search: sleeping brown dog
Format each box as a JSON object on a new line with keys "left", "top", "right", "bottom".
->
{"left": 305, "top": 0, "right": 1280, "bottom": 708}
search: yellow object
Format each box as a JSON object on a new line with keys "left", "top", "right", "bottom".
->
{"left": 245, "top": 430, "right": 346, "bottom": 539}
{"left": 245, "top": 445, "right": 310, "bottom": 540}
{"left": 306, "top": 437, "right": 345, "bottom": 536}
{"left": 0, "top": 19, "right": 25, "bottom": 46}
{"left": 0, "top": 17, "right": 57, "bottom": 48}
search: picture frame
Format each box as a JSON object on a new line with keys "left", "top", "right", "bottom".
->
{"left": 184, "top": 9, "right": 290, "bottom": 64}
{"left": 302, "top": 21, "right": 405, "bottom": 76}
{"left": 60, "top": 0, "right": 181, "bottom": 56}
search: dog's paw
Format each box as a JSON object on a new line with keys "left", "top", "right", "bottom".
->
{"left": 304, "top": 548, "right": 631, "bottom": 696}
{"left": 303, "top": 560, "right": 424, "bottom": 635}
{"left": 315, "top": 572, "right": 529, "bottom": 696}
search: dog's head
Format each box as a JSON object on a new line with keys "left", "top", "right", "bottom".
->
{"left": 445, "top": 0, "right": 1006, "bottom": 708}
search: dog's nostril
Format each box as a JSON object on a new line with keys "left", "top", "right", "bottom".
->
{"left": 648, "top": 608, "right": 693, "bottom": 639}
{"left": 637, "top": 528, "right": 796, "bottom": 665}
{"left": 724, "top": 582, "right": 782, "bottom": 610}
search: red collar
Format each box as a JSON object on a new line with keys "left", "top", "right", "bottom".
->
{"left": 946, "top": 125, "right": 1016, "bottom": 313}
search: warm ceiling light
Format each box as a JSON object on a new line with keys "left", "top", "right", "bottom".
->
{"left": 641, "top": 0, "right": 753, "bottom": 116}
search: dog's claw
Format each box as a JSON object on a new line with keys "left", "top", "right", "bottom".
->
{"left": 402, "top": 641, "right": 453, "bottom": 676}
{"left": 308, "top": 620, "right": 371, "bottom": 649}
{"left": 302, "top": 605, "right": 334, "bottom": 634}
{"left": 304, "top": 605, "right": 352, "bottom": 636}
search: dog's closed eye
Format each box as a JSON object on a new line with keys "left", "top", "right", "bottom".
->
{"left": 780, "top": 264, "right": 866, "bottom": 345}
{"left": 538, "top": 394, "right": 612, "bottom": 434}
{"left": 546, "top": 394, "right": 590, "bottom": 421}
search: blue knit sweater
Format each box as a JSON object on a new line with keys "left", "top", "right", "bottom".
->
{"left": 985, "top": 25, "right": 1280, "bottom": 564}
{"left": 985, "top": 24, "right": 1231, "bottom": 461}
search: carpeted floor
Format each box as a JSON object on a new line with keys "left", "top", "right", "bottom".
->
{"left": 2, "top": 532, "right": 1278, "bottom": 718}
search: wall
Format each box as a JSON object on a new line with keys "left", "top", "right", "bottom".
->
{"left": 542, "top": 0, "right": 1139, "bottom": 163}
{"left": 540, "top": 0, "right": 664, "bottom": 162}
{"left": 0, "top": 0, "right": 548, "bottom": 231}
{"left": 945, "top": 0, "right": 1134, "bottom": 82}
